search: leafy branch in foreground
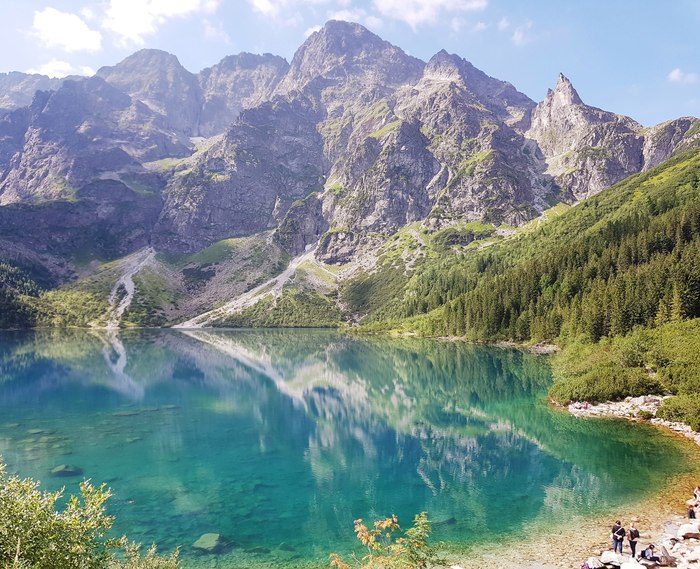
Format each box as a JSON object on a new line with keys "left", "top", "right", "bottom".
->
{"left": 0, "top": 460, "right": 179, "bottom": 569}
{"left": 330, "top": 512, "right": 443, "bottom": 569}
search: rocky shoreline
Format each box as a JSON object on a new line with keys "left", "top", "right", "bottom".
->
{"left": 567, "top": 395, "right": 700, "bottom": 447}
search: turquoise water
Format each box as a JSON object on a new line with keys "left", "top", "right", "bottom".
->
{"left": 0, "top": 329, "right": 694, "bottom": 567}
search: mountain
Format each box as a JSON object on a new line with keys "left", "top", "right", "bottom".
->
{"left": 0, "top": 20, "right": 699, "bottom": 329}
{"left": 0, "top": 72, "right": 64, "bottom": 113}
{"left": 526, "top": 73, "right": 699, "bottom": 199}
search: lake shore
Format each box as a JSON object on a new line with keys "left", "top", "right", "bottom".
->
{"left": 446, "top": 471, "right": 700, "bottom": 569}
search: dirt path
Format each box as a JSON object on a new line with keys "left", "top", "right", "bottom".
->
{"left": 105, "top": 247, "right": 155, "bottom": 329}
{"left": 175, "top": 246, "right": 318, "bottom": 328}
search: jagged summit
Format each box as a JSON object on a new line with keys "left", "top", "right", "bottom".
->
{"left": 274, "top": 20, "right": 424, "bottom": 96}
{"left": 545, "top": 73, "right": 583, "bottom": 107}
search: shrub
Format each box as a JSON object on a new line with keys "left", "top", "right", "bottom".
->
{"left": 657, "top": 395, "right": 700, "bottom": 432}
{"left": 329, "top": 512, "right": 441, "bottom": 569}
{"left": 0, "top": 461, "right": 180, "bottom": 568}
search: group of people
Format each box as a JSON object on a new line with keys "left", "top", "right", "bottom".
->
{"left": 607, "top": 486, "right": 700, "bottom": 564}
{"left": 610, "top": 520, "right": 658, "bottom": 561}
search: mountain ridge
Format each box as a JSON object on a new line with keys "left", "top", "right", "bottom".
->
{"left": 0, "top": 19, "right": 699, "bottom": 329}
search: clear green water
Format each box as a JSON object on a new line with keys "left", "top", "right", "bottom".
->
{"left": 0, "top": 329, "right": 695, "bottom": 567}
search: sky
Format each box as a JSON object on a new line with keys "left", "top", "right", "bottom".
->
{"left": 1, "top": 1, "right": 698, "bottom": 126}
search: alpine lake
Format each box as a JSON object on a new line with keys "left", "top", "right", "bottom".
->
{"left": 0, "top": 329, "right": 698, "bottom": 568}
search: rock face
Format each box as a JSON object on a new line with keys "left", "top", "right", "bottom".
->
{"left": 97, "top": 49, "right": 202, "bottom": 136}
{"left": 197, "top": 53, "right": 289, "bottom": 137}
{"left": 153, "top": 95, "right": 326, "bottom": 253}
{"left": 0, "top": 19, "right": 699, "bottom": 286}
{"left": 526, "top": 73, "right": 700, "bottom": 200}
{"left": 0, "top": 72, "right": 63, "bottom": 112}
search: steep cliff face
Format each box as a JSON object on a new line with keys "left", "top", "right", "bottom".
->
{"left": 197, "top": 53, "right": 289, "bottom": 137}
{"left": 153, "top": 96, "right": 326, "bottom": 253}
{"left": 0, "top": 72, "right": 63, "bottom": 112}
{"left": 0, "top": 76, "right": 186, "bottom": 206}
{"left": 526, "top": 74, "right": 644, "bottom": 200}
{"left": 642, "top": 117, "right": 700, "bottom": 169}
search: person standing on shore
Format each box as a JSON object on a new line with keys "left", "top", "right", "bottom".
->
{"left": 628, "top": 522, "right": 639, "bottom": 558}
{"left": 612, "top": 521, "right": 625, "bottom": 554}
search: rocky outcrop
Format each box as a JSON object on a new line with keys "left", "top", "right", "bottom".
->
{"left": 527, "top": 74, "right": 700, "bottom": 201}
{"left": 197, "top": 53, "right": 289, "bottom": 137}
{"left": 153, "top": 95, "right": 326, "bottom": 253}
{"left": 274, "top": 193, "right": 328, "bottom": 256}
{"left": 526, "top": 74, "right": 644, "bottom": 200}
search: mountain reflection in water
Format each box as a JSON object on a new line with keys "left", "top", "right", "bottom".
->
{"left": 0, "top": 329, "right": 693, "bottom": 566}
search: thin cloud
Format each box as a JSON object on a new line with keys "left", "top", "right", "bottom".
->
{"left": 203, "top": 19, "right": 231, "bottom": 44}
{"left": 304, "top": 24, "right": 322, "bottom": 37}
{"left": 32, "top": 8, "right": 102, "bottom": 53}
{"left": 372, "top": 0, "right": 488, "bottom": 30}
{"left": 329, "top": 8, "right": 383, "bottom": 29}
{"left": 102, "top": 0, "right": 220, "bottom": 47}
{"left": 497, "top": 17, "right": 510, "bottom": 30}
{"left": 473, "top": 21, "right": 487, "bottom": 31}
{"left": 511, "top": 20, "right": 533, "bottom": 47}
{"left": 667, "top": 68, "right": 699, "bottom": 84}
{"left": 26, "top": 59, "right": 94, "bottom": 78}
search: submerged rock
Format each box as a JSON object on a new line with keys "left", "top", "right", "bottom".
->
{"left": 50, "top": 464, "right": 83, "bottom": 477}
{"left": 192, "top": 533, "right": 227, "bottom": 553}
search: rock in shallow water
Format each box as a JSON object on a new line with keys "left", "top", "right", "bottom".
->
{"left": 192, "top": 533, "right": 227, "bottom": 553}
{"left": 50, "top": 464, "right": 83, "bottom": 477}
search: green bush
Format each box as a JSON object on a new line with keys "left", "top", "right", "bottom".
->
{"left": 657, "top": 394, "right": 700, "bottom": 431}
{"left": 0, "top": 461, "right": 180, "bottom": 568}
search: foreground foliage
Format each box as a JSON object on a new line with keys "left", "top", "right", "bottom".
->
{"left": 0, "top": 461, "right": 179, "bottom": 569}
{"left": 330, "top": 512, "right": 441, "bottom": 569}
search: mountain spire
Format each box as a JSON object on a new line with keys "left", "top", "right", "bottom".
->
{"left": 549, "top": 72, "right": 583, "bottom": 106}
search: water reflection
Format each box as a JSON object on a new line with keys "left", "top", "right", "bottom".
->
{"left": 0, "top": 329, "right": 694, "bottom": 565}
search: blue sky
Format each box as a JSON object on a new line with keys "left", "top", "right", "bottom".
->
{"left": 1, "top": 1, "right": 698, "bottom": 126}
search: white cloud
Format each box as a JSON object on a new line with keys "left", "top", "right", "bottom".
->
{"left": 304, "top": 24, "right": 322, "bottom": 37}
{"left": 103, "top": 0, "right": 220, "bottom": 46}
{"left": 511, "top": 20, "right": 533, "bottom": 47}
{"left": 473, "top": 20, "right": 487, "bottom": 31}
{"left": 26, "top": 59, "right": 94, "bottom": 78}
{"left": 329, "top": 8, "right": 383, "bottom": 29}
{"left": 667, "top": 68, "right": 699, "bottom": 84}
{"left": 203, "top": 19, "right": 231, "bottom": 43}
{"left": 32, "top": 8, "right": 102, "bottom": 53}
{"left": 372, "top": 0, "right": 488, "bottom": 30}
{"left": 249, "top": 0, "right": 278, "bottom": 17}
{"left": 497, "top": 16, "right": 510, "bottom": 30}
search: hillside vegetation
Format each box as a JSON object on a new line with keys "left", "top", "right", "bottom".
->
{"left": 355, "top": 150, "right": 700, "bottom": 427}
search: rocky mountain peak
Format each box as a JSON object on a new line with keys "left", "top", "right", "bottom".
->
{"left": 275, "top": 20, "right": 424, "bottom": 96}
{"left": 97, "top": 48, "right": 200, "bottom": 134}
{"left": 546, "top": 73, "right": 583, "bottom": 107}
{"left": 423, "top": 50, "right": 463, "bottom": 80}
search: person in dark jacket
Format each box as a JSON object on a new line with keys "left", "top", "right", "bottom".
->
{"left": 611, "top": 521, "right": 625, "bottom": 554}
{"left": 627, "top": 522, "right": 640, "bottom": 558}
